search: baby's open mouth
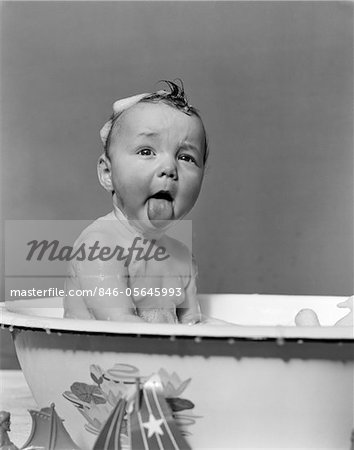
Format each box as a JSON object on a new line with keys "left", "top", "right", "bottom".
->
{"left": 147, "top": 190, "right": 175, "bottom": 226}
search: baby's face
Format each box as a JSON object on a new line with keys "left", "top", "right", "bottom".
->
{"left": 106, "top": 102, "right": 205, "bottom": 226}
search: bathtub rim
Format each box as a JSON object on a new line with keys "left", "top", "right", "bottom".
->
{"left": 1, "top": 296, "right": 353, "bottom": 341}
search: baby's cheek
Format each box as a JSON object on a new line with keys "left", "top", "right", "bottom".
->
{"left": 183, "top": 171, "right": 203, "bottom": 197}
{"left": 177, "top": 188, "right": 200, "bottom": 217}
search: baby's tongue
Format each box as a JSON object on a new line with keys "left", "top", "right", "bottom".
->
{"left": 147, "top": 198, "right": 173, "bottom": 227}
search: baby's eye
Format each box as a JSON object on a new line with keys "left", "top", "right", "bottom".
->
{"left": 137, "top": 148, "right": 155, "bottom": 157}
{"left": 178, "top": 154, "right": 197, "bottom": 165}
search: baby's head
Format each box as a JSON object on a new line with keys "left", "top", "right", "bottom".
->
{"left": 98, "top": 81, "right": 208, "bottom": 228}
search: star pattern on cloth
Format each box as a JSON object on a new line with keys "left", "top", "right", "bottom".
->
{"left": 142, "top": 413, "right": 164, "bottom": 438}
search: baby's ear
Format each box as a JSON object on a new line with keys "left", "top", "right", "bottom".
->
{"left": 97, "top": 153, "right": 114, "bottom": 192}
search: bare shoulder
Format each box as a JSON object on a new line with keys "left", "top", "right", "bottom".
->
{"left": 69, "top": 212, "right": 127, "bottom": 275}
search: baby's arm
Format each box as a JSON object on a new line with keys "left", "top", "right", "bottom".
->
{"left": 177, "top": 256, "right": 202, "bottom": 324}
{"left": 65, "top": 232, "right": 143, "bottom": 322}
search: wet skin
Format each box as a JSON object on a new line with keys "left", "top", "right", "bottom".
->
{"left": 65, "top": 102, "right": 206, "bottom": 323}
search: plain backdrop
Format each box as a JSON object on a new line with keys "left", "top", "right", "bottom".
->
{"left": 1, "top": 1, "right": 353, "bottom": 367}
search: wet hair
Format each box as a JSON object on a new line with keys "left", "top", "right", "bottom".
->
{"left": 105, "top": 80, "right": 209, "bottom": 164}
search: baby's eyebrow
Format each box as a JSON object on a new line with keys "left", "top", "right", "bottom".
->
{"left": 136, "top": 131, "right": 159, "bottom": 138}
{"left": 180, "top": 142, "right": 202, "bottom": 153}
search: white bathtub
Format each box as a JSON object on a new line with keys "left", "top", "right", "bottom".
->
{"left": 1, "top": 294, "right": 353, "bottom": 449}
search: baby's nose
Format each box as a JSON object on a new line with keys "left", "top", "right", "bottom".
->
{"left": 157, "top": 161, "right": 178, "bottom": 180}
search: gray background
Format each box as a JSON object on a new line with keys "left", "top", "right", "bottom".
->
{"left": 1, "top": 1, "right": 353, "bottom": 367}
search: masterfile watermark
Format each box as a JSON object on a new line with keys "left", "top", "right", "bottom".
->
{"left": 9, "top": 287, "right": 182, "bottom": 299}
{"left": 26, "top": 237, "right": 169, "bottom": 267}
{"left": 5, "top": 220, "right": 192, "bottom": 276}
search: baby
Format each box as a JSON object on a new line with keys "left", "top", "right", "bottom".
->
{"left": 64, "top": 81, "right": 207, "bottom": 324}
